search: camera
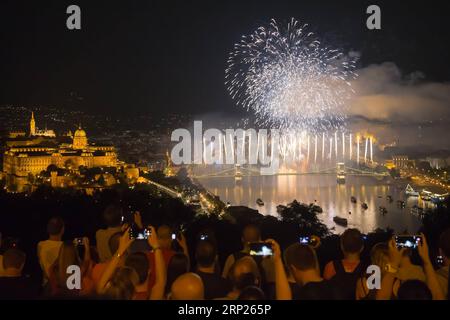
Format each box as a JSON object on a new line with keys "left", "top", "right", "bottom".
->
{"left": 299, "top": 236, "right": 319, "bottom": 246}
{"left": 299, "top": 236, "right": 310, "bottom": 244}
{"left": 395, "top": 235, "right": 422, "bottom": 249}
{"left": 129, "top": 226, "right": 151, "bottom": 240}
{"left": 249, "top": 242, "right": 273, "bottom": 256}
{"left": 74, "top": 237, "right": 84, "bottom": 246}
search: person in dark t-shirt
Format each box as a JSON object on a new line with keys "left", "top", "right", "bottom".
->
{"left": 285, "top": 243, "right": 341, "bottom": 300}
{"left": 0, "top": 248, "right": 37, "bottom": 299}
{"left": 194, "top": 240, "right": 231, "bottom": 299}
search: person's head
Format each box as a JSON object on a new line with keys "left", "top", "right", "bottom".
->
{"left": 56, "top": 241, "right": 80, "bottom": 287}
{"left": 170, "top": 272, "right": 204, "bottom": 300}
{"left": 397, "top": 280, "right": 432, "bottom": 300}
{"left": 47, "top": 217, "right": 64, "bottom": 238}
{"left": 157, "top": 225, "right": 173, "bottom": 250}
{"left": 231, "top": 256, "right": 261, "bottom": 291}
{"left": 284, "top": 243, "right": 320, "bottom": 284}
{"left": 439, "top": 228, "right": 450, "bottom": 264}
{"left": 238, "top": 286, "right": 266, "bottom": 300}
{"left": 103, "top": 205, "right": 122, "bottom": 228}
{"left": 2, "top": 248, "right": 26, "bottom": 275}
{"left": 166, "top": 253, "right": 190, "bottom": 294}
{"left": 340, "top": 228, "right": 364, "bottom": 256}
{"left": 104, "top": 267, "right": 139, "bottom": 300}
{"left": 370, "top": 242, "right": 390, "bottom": 276}
{"left": 241, "top": 224, "right": 261, "bottom": 245}
{"left": 125, "top": 252, "right": 149, "bottom": 285}
{"left": 195, "top": 240, "right": 217, "bottom": 270}
{"left": 108, "top": 232, "right": 122, "bottom": 256}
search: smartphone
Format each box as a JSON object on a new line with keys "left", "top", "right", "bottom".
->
{"left": 2, "top": 237, "right": 19, "bottom": 249}
{"left": 299, "top": 236, "right": 319, "bottom": 246}
{"left": 249, "top": 242, "right": 273, "bottom": 256}
{"left": 395, "top": 235, "right": 422, "bottom": 249}
{"left": 171, "top": 233, "right": 177, "bottom": 240}
{"left": 436, "top": 255, "right": 444, "bottom": 266}
{"left": 74, "top": 238, "right": 84, "bottom": 246}
{"left": 199, "top": 234, "right": 208, "bottom": 241}
{"left": 129, "top": 226, "right": 151, "bottom": 240}
{"left": 299, "top": 236, "right": 310, "bottom": 244}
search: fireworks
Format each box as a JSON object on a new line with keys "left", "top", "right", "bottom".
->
{"left": 225, "top": 18, "right": 357, "bottom": 132}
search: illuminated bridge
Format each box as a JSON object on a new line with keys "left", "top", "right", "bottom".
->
{"left": 190, "top": 164, "right": 389, "bottom": 179}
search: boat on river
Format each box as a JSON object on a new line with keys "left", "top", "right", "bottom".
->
{"left": 333, "top": 216, "right": 348, "bottom": 227}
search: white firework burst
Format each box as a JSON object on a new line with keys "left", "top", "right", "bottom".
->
{"left": 225, "top": 18, "right": 357, "bottom": 132}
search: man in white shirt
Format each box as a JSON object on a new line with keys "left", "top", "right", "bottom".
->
{"left": 37, "top": 217, "right": 64, "bottom": 285}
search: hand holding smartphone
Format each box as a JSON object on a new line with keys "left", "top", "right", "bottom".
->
{"left": 394, "top": 235, "right": 422, "bottom": 249}
{"left": 129, "top": 225, "right": 151, "bottom": 240}
{"left": 74, "top": 237, "right": 84, "bottom": 246}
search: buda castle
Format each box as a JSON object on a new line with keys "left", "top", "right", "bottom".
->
{"left": 3, "top": 112, "right": 117, "bottom": 191}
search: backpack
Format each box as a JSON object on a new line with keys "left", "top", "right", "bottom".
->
{"left": 328, "top": 260, "right": 364, "bottom": 300}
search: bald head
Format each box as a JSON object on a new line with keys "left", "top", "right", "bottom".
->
{"left": 171, "top": 273, "right": 204, "bottom": 300}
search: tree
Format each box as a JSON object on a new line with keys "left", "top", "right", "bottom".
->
{"left": 278, "top": 200, "right": 330, "bottom": 237}
{"left": 47, "top": 164, "right": 58, "bottom": 173}
{"left": 97, "top": 175, "right": 105, "bottom": 186}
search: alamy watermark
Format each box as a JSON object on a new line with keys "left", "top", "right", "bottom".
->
{"left": 171, "top": 121, "right": 281, "bottom": 175}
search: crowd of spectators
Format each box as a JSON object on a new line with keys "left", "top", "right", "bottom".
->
{"left": 0, "top": 204, "right": 449, "bottom": 300}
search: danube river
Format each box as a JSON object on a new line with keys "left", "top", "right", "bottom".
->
{"left": 200, "top": 175, "right": 431, "bottom": 234}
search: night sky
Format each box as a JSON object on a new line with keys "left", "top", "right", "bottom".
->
{"left": 1, "top": 0, "right": 450, "bottom": 117}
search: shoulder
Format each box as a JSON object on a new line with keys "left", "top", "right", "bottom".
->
{"left": 95, "top": 229, "right": 106, "bottom": 238}
{"left": 37, "top": 240, "right": 46, "bottom": 248}
{"left": 323, "top": 260, "right": 336, "bottom": 279}
{"left": 225, "top": 254, "right": 235, "bottom": 263}
{"left": 324, "top": 260, "right": 335, "bottom": 272}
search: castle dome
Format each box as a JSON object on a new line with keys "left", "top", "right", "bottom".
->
{"left": 73, "top": 125, "right": 88, "bottom": 150}
{"left": 74, "top": 128, "right": 87, "bottom": 138}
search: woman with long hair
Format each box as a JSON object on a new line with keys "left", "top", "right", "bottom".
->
{"left": 47, "top": 238, "right": 93, "bottom": 297}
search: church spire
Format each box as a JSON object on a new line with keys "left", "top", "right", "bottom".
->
{"left": 30, "top": 111, "right": 36, "bottom": 136}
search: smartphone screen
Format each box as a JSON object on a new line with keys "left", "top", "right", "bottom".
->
{"left": 299, "top": 236, "right": 310, "bottom": 244}
{"left": 129, "top": 226, "right": 150, "bottom": 240}
{"left": 171, "top": 233, "right": 177, "bottom": 240}
{"left": 395, "top": 235, "right": 422, "bottom": 249}
{"left": 249, "top": 242, "right": 273, "bottom": 256}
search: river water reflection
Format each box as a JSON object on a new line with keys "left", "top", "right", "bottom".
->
{"left": 200, "top": 175, "right": 431, "bottom": 234}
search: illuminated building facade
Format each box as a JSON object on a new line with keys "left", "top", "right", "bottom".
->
{"left": 392, "top": 155, "right": 409, "bottom": 169}
{"left": 3, "top": 112, "right": 117, "bottom": 191}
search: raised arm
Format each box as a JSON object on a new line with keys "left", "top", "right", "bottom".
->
{"left": 80, "top": 237, "right": 92, "bottom": 276}
{"left": 96, "top": 228, "right": 134, "bottom": 295}
{"left": 177, "top": 233, "right": 190, "bottom": 267}
{"left": 222, "top": 254, "right": 235, "bottom": 278}
{"left": 418, "top": 233, "right": 445, "bottom": 300}
{"left": 148, "top": 226, "right": 167, "bottom": 300}
{"left": 376, "top": 238, "right": 404, "bottom": 300}
{"left": 266, "top": 239, "right": 292, "bottom": 300}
